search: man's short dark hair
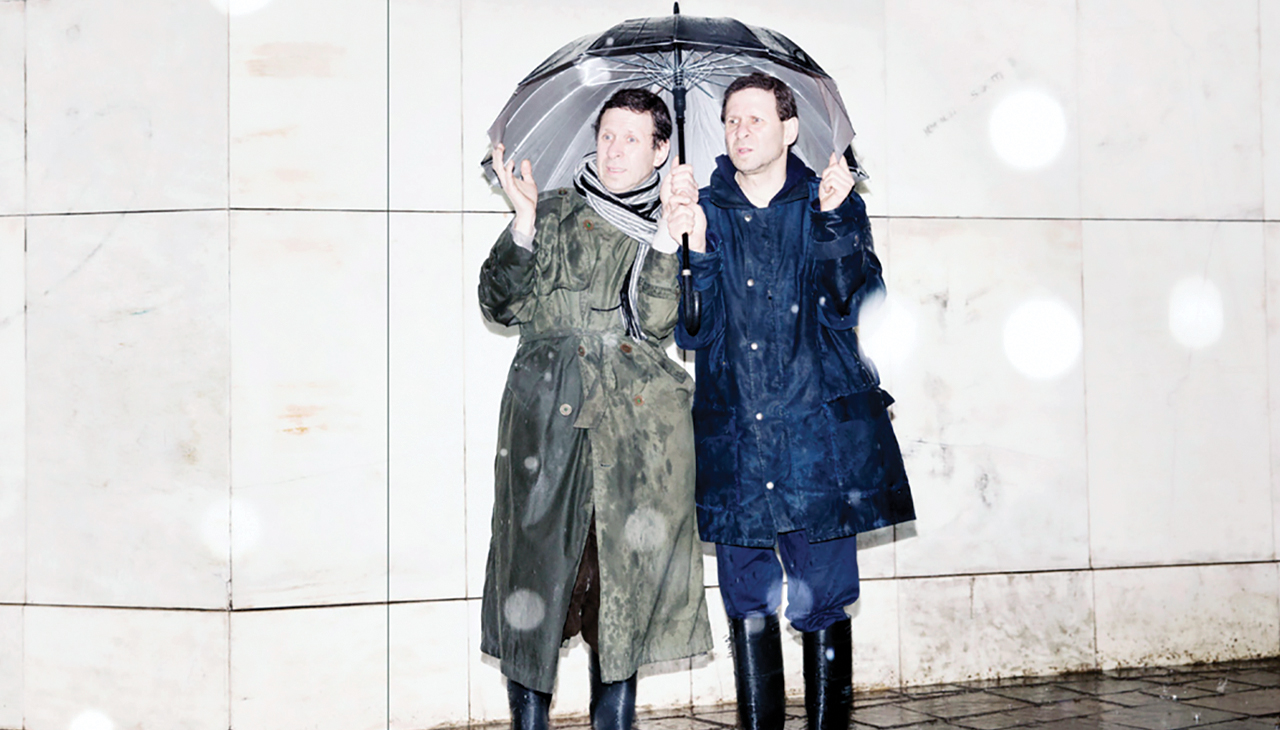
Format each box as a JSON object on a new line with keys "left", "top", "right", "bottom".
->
{"left": 721, "top": 72, "right": 797, "bottom": 123}
{"left": 594, "top": 88, "right": 672, "bottom": 149}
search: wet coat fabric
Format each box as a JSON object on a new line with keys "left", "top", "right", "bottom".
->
{"left": 478, "top": 187, "right": 713, "bottom": 694}
{"left": 675, "top": 153, "right": 916, "bottom": 548}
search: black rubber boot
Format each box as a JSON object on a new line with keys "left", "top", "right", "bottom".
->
{"left": 508, "top": 679, "right": 552, "bottom": 730}
{"left": 590, "top": 651, "right": 637, "bottom": 730}
{"left": 729, "top": 614, "right": 786, "bottom": 730}
{"left": 802, "top": 619, "right": 852, "bottom": 730}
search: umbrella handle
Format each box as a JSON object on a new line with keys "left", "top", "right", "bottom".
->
{"left": 680, "top": 232, "right": 702, "bottom": 336}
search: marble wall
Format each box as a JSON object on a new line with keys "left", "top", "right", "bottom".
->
{"left": 1, "top": 0, "right": 1278, "bottom": 728}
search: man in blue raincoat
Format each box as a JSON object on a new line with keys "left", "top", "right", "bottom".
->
{"left": 660, "top": 72, "right": 915, "bottom": 730}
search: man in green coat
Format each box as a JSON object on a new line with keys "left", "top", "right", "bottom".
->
{"left": 479, "top": 88, "right": 713, "bottom": 730}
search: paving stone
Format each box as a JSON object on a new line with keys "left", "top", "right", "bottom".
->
{"left": 898, "top": 693, "right": 1031, "bottom": 720}
{"left": 851, "top": 703, "right": 936, "bottom": 728}
{"left": 1094, "top": 701, "right": 1243, "bottom": 729}
{"left": 1096, "top": 690, "right": 1165, "bottom": 708}
{"left": 1185, "top": 688, "right": 1280, "bottom": 717}
{"left": 1056, "top": 677, "right": 1164, "bottom": 696}
{"left": 984, "top": 684, "right": 1090, "bottom": 704}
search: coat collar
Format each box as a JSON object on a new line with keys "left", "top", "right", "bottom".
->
{"left": 708, "top": 151, "right": 813, "bottom": 209}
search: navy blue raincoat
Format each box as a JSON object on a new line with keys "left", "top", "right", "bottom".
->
{"left": 676, "top": 152, "right": 915, "bottom": 548}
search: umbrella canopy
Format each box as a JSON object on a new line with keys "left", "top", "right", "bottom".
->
{"left": 481, "top": 8, "right": 866, "bottom": 191}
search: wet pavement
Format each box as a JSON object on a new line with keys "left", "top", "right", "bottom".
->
{"left": 619, "top": 657, "right": 1280, "bottom": 730}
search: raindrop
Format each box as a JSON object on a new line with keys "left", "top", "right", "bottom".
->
{"left": 858, "top": 292, "right": 917, "bottom": 373}
{"left": 1216, "top": 678, "right": 1228, "bottom": 693}
{"left": 790, "top": 304, "right": 799, "bottom": 314}
{"left": 200, "top": 497, "right": 263, "bottom": 560}
{"left": 576, "top": 57, "right": 612, "bottom": 86}
{"left": 624, "top": 508, "right": 669, "bottom": 552}
{"left": 824, "top": 648, "right": 835, "bottom": 662}
{"left": 818, "top": 296, "right": 827, "bottom": 306}
{"left": 1169, "top": 276, "right": 1223, "bottom": 349}
{"left": 499, "top": 448, "right": 509, "bottom": 457}
{"left": 543, "top": 372, "right": 552, "bottom": 382}
{"left": 988, "top": 88, "right": 1067, "bottom": 170}
{"left": 503, "top": 589, "right": 546, "bottom": 631}
{"left": 787, "top": 579, "right": 814, "bottom": 618}
{"left": 1002, "top": 297, "right": 1081, "bottom": 380}
{"left": 524, "top": 456, "right": 540, "bottom": 472}
{"left": 70, "top": 710, "right": 115, "bottom": 730}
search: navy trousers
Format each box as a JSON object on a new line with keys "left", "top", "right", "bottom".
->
{"left": 715, "top": 530, "right": 860, "bottom": 633}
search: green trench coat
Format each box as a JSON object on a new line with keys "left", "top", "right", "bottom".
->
{"left": 478, "top": 188, "right": 713, "bottom": 693}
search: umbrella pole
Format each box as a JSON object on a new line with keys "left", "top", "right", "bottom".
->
{"left": 672, "top": 2, "right": 702, "bottom": 336}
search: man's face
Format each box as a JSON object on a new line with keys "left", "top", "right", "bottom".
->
{"left": 723, "top": 87, "right": 798, "bottom": 176}
{"left": 595, "top": 107, "right": 671, "bottom": 193}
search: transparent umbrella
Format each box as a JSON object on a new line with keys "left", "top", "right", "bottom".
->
{"left": 482, "top": 3, "right": 866, "bottom": 334}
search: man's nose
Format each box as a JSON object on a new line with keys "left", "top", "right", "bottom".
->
{"left": 607, "top": 141, "right": 623, "bottom": 158}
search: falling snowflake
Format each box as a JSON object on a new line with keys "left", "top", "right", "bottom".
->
{"left": 504, "top": 589, "right": 546, "bottom": 631}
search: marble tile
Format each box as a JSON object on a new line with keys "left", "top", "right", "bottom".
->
{"left": 463, "top": 212, "right": 522, "bottom": 597}
{"left": 1078, "top": 0, "right": 1264, "bottom": 220}
{"left": 389, "top": 601, "right": 471, "bottom": 730}
{"left": 1270, "top": 223, "right": 1280, "bottom": 562}
{"left": 389, "top": 0, "right": 463, "bottom": 212}
{"left": 884, "top": 0, "right": 1078, "bottom": 218}
{"left": 690, "top": 588, "right": 736, "bottom": 708}
{"left": 25, "top": 0, "right": 228, "bottom": 214}
{"left": 0, "top": 1, "right": 22, "bottom": 215}
{"left": 1083, "top": 221, "right": 1271, "bottom": 567}
{"left": 460, "top": 0, "right": 883, "bottom": 212}
{"left": 0, "top": 218, "right": 22, "bottom": 603}
{"left": 638, "top": 658, "right": 694, "bottom": 714}
{"left": 0, "top": 606, "right": 20, "bottom": 729}
{"left": 231, "top": 605, "right": 386, "bottom": 730}
{"left": 897, "top": 571, "right": 1096, "bottom": 686}
{"left": 229, "top": 211, "right": 387, "bottom": 608}
{"left": 1267, "top": 3, "right": 1280, "bottom": 222}
{"left": 468, "top": 597, "right": 511, "bottom": 724}
{"left": 851, "top": 578, "right": 901, "bottom": 692}
{"left": 882, "top": 218, "right": 1090, "bottom": 577}
{"left": 24, "top": 606, "right": 228, "bottom": 730}
{"left": 1094, "top": 563, "right": 1280, "bottom": 669}
{"left": 390, "top": 213, "right": 467, "bottom": 601}
{"left": 25, "top": 212, "right": 230, "bottom": 609}
{"left": 229, "top": 0, "right": 387, "bottom": 209}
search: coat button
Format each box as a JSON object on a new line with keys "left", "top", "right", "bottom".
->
{"left": 620, "top": 343, "right": 632, "bottom": 354}
{"left": 744, "top": 213, "right": 753, "bottom": 222}
{"left": 747, "top": 278, "right": 755, "bottom": 287}
{"left": 578, "top": 346, "right": 586, "bottom": 356}
{"left": 559, "top": 403, "right": 573, "bottom": 416}
{"left": 750, "top": 342, "right": 758, "bottom": 351}
{"left": 766, "top": 481, "right": 774, "bottom": 490}
{"left": 755, "top": 412, "right": 763, "bottom": 420}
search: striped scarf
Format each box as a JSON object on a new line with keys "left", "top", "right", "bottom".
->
{"left": 573, "top": 153, "right": 662, "bottom": 340}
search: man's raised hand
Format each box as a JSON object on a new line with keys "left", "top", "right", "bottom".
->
{"left": 659, "top": 163, "right": 707, "bottom": 253}
{"left": 818, "top": 151, "right": 854, "bottom": 212}
{"left": 494, "top": 143, "right": 537, "bottom": 237}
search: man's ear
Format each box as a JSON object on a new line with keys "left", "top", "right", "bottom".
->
{"left": 654, "top": 139, "right": 672, "bottom": 168}
{"left": 783, "top": 117, "right": 799, "bottom": 147}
